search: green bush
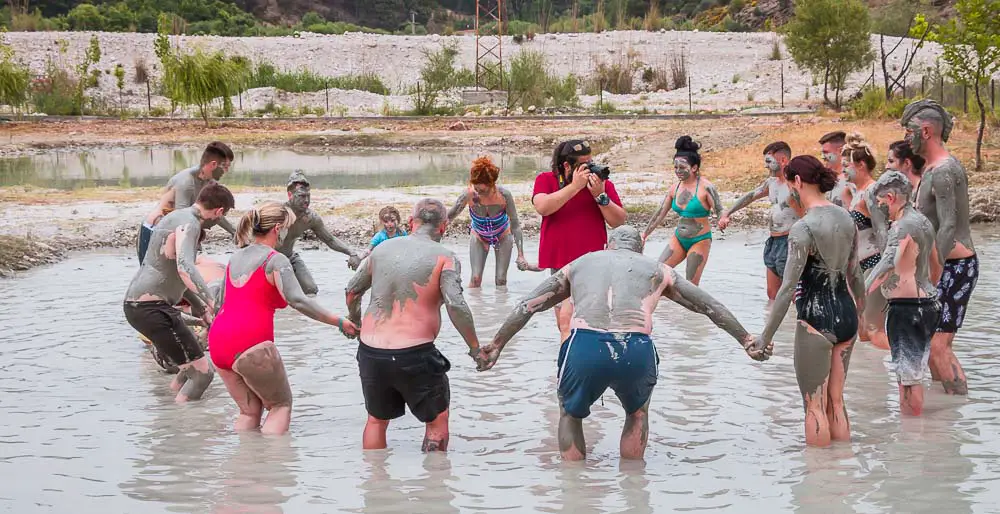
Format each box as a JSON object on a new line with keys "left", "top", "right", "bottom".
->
{"left": 31, "top": 62, "right": 79, "bottom": 115}
{"left": 849, "top": 87, "right": 913, "bottom": 119}
{"left": 245, "top": 63, "right": 388, "bottom": 95}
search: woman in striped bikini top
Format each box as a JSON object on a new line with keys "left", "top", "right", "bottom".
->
{"left": 447, "top": 156, "right": 532, "bottom": 289}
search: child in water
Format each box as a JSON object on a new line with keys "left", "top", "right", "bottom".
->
{"left": 366, "top": 206, "right": 408, "bottom": 255}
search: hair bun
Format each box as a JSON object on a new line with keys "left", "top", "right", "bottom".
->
{"left": 846, "top": 132, "right": 867, "bottom": 147}
{"left": 675, "top": 135, "right": 700, "bottom": 153}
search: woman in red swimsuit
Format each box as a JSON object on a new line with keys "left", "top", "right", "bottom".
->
{"left": 209, "top": 201, "right": 358, "bottom": 435}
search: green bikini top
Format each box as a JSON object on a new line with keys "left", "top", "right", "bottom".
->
{"left": 671, "top": 177, "right": 711, "bottom": 218}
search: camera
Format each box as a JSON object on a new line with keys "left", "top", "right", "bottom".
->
{"left": 586, "top": 162, "right": 611, "bottom": 181}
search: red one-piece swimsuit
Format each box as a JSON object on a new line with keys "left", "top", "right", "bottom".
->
{"left": 209, "top": 251, "right": 289, "bottom": 371}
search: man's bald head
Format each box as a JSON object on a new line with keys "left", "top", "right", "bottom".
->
{"left": 607, "top": 226, "right": 643, "bottom": 253}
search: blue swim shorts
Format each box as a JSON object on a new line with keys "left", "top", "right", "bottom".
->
{"left": 557, "top": 328, "right": 659, "bottom": 419}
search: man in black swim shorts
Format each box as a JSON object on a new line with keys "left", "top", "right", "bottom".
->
{"left": 902, "top": 99, "right": 977, "bottom": 395}
{"left": 345, "top": 198, "right": 489, "bottom": 453}
{"left": 866, "top": 171, "right": 940, "bottom": 416}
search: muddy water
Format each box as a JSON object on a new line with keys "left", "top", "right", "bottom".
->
{"left": 0, "top": 148, "right": 548, "bottom": 190}
{"left": 1, "top": 230, "right": 998, "bottom": 513}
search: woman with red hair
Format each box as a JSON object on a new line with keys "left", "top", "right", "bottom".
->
{"left": 447, "top": 156, "right": 532, "bottom": 288}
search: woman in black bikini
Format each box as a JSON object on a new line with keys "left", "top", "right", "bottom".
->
{"left": 757, "top": 155, "right": 866, "bottom": 448}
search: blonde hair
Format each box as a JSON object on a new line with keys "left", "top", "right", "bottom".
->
{"left": 842, "top": 132, "right": 878, "bottom": 173}
{"left": 236, "top": 201, "right": 296, "bottom": 248}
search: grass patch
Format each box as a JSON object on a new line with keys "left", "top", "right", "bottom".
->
{"left": 247, "top": 63, "right": 389, "bottom": 95}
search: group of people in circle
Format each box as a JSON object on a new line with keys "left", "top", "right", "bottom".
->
{"left": 122, "top": 98, "right": 977, "bottom": 459}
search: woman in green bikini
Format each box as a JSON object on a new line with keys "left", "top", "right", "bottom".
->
{"left": 642, "top": 136, "right": 723, "bottom": 285}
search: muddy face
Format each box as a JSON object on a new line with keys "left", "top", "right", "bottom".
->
{"left": 210, "top": 160, "right": 231, "bottom": 181}
{"left": 382, "top": 217, "right": 398, "bottom": 235}
{"left": 288, "top": 186, "right": 310, "bottom": 212}
{"left": 905, "top": 122, "right": 925, "bottom": 155}
{"left": 844, "top": 162, "right": 858, "bottom": 182}
{"left": 472, "top": 184, "right": 493, "bottom": 197}
{"left": 764, "top": 155, "right": 780, "bottom": 175}
{"left": 674, "top": 158, "right": 694, "bottom": 181}
{"left": 885, "top": 150, "right": 900, "bottom": 173}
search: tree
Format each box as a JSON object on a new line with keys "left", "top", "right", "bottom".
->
{"left": 784, "top": 0, "right": 875, "bottom": 108}
{"left": 922, "top": 0, "right": 1000, "bottom": 172}
{"left": 877, "top": 15, "right": 930, "bottom": 101}
{"left": 114, "top": 63, "right": 125, "bottom": 116}
{"left": 0, "top": 29, "right": 30, "bottom": 115}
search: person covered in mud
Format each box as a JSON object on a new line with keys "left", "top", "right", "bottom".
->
{"left": 532, "top": 140, "right": 626, "bottom": 341}
{"left": 479, "top": 226, "right": 767, "bottom": 461}
{"left": 208, "top": 201, "right": 358, "bottom": 435}
{"left": 841, "top": 133, "right": 890, "bottom": 350}
{"left": 367, "top": 206, "right": 407, "bottom": 252}
{"left": 901, "top": 99, "right": 978, "bottom": 395}
{"left": 717, "top": 141, "right": 799, "bottom": 301}
{"left": 819, "top": 131, "right": 853, "bottom": 208}
{"left": 887, "top": 140, "right": 926, "bottom": 195}
{"left": 641, "top": 136, "right": 723, "bottom": 286}
{"left": 123, "top": 183, "right": 236, "bottom": 403}
{"left": 865, "top": 171, "right": 940, "bottom": 416}
{"left": 345, "top": 198, "right": 488, "bottom": 452}
{"left": 757, "top": 156, "right": 865, "bottom": 448}
{"left": 278, "top": 171, "right": 363, "bottom": 295}
{"left": 446, "top": 156, "right": 530, "bottom": 288}
{"left": 138, "top": 141, "right": 236, "bottom": 263}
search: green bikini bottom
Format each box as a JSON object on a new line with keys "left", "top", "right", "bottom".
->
{"left": 674, "top": 230, "right": 712, "bottom": 252}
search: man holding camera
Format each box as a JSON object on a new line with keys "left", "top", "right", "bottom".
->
{"left": 531, "top": 139, "right": 626, "bottom": 341}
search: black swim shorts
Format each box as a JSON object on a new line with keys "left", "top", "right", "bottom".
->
{"left": 936, "top": 255, "right": 979, "bottom": 333}
{"left": 124, "top": 300, "right": 204, "bottom": 367}
{"left": 356, "top": 342, "right": 451, "bottom": 423}
{"left": 885, "top": 298, "right": 940, "bottom": 386}
{"left": 763, "top": 235, "right": 789, "bottom": 278}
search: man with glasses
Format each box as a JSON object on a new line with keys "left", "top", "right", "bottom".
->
{"left": 279, "top": 170, "right": 363, "bottom": 295}
{"left": 138, "top": 141, "right": 237, "bottom": 264}
{"left": 532, "top": 139, "right": 626, "bottom": 341}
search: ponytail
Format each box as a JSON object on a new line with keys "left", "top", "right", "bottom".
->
{"left": 235, "top": 201, "right": 295, "bottom": 248}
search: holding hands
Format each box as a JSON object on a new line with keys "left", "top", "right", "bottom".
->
{"left": 744, "top": 334, "right": 773, "bottom": 361}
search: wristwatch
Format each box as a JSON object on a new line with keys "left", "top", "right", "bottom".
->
{"left": 595, "top": 193, "right": 610, "bottom": 206}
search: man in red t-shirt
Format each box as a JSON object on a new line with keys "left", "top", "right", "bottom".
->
{"left": 531, "top": 139, "right": 626, "bottom": 340}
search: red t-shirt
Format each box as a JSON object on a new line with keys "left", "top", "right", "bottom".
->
{"left": 532, "top": 171, "right": 623, "bottom": 270}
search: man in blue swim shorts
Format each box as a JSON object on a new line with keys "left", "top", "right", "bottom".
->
{"left": 481, "top": 226, "right": 767, "bottom": 461}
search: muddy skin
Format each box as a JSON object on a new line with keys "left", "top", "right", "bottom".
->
{"left": 449, "top": 187, "right": 525, "bottom": 287}
{"left": 723, "top": 173, "right": 798, "bottom": 235}
{"left": 176, "top": 362, "right": 214, "bottom": 401}
{"left": 644, "top": 161, "right": 716, "bottom": 282}
{"left": 278, "top": 184, "right": 362, "bottom": 292}
{"left": 126, "top": 207, "right": 215, "bottom": 308}
{"left": 486, "top": 226, "right": 761, "bottom": 365}
{"left": 793, "top": 322, "right": 834, "bottom": 409}
{"left": 232, "top": 343, "right": 293, "bottom": 409}
{"left": 685, "top": 251, "right": 705, "bottom": 283}
{"left": 345, "top": 199, "right": 483, "bottom": 363}
{"left": 153, "top": 166, "right": 236, "bottom": 236}
{"left": 620, "top": 399, "right": 651, "bottom": 460}
{"left": 913, "top": 155, "right": 976, "bottom": 262}
{"left": 558, "top": 406, "right": 587, "bottom": 460}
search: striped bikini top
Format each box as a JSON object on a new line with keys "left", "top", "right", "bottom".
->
{"left": 468, "top": 187, "right": 510, "bottom": 247}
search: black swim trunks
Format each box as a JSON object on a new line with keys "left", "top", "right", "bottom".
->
{"left": 124, "top": 300, "right": 204, "bottom": 367}
{"left": 885, "top": 298, "right": 940, "bottom": 386}
{"left": 763, "top": 235, "right": 789, "bottom": 277}
{"left": 936, "top": 255, "right": 979, "bottom": 333}
{"left": 357, "top": 342, "right": 451, "bottom": 423}
{"left": 794, "top": 255, "right": 858, "bottom": 343}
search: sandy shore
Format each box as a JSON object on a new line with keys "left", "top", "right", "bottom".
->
{"left": 5, "top": 30, "right": 951, "bottom": 116}
{"left": 0, "top": 113, "right": 996, "bottom": 276}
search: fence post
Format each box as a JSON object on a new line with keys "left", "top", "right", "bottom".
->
{"left": 921, "top": 76, "right": 925, "bottom": 97}
{"left": 688, "top": 75, "right": 692, "bottom": 112}
{"left": 963, "top": 84, "right": 968, "bottom": 113}
{"left": 902, "top": 74, "right": 906, "bottom": 97}
{"left": 939, "top": 76, "right": 944, "bottom": 103}
{"left": 992, "top": 79, "right": 996, "bottom": 111}
{"left": 325, "top": 80, "right": 330, "bottom": 114}
{"left": 781, "top": 62, "right": 785, "bottom": 109}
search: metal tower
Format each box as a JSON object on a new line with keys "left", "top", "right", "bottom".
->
{"left": 475, "top": 0, "right": 504, "bottom": 90}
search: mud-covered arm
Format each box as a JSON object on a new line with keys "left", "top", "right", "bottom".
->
{"left": 642, "top": 191, "right": 674, "bottom": 239}
{"left": 267, "top": 253, "right": 342, "bottom": 326}
{"left": 145, "top": 187, "right": 176, "bottom": 225}
{"left": 491, "top": 267, "right": 572, "bottom": 351}
{"left": 501, "top": 188, "right": 525, "bottom": 256}
{"left": 215, "top": 216, "right": 237, "bottom": 236}
{"left": 846, "top": 228, "right": 866, "bottom": 312}
{"left": 706, "top": 182, "right": 724, "bottom": 219}
{"left": 930, "top": 172, "right": 958, "bottom": 264}
{"left": 311, "top": 215, "right": 359, "bottom": 258}
{"left": 663, "top": 269, "right": 751, "bottom": 344}
{"left": 174, "top": 221, "right": 214, "bottom": 310}
{"left": 865, "top": 225, "right": 900, "bottom": 294}
{"left": 447, "top": 191, "right": 470, "bottom": 222}
{"left": 440, "top": 257, "right": 480, "bottom": 353}
{"left": 761, "top": 222, "right": 810, "bottom": 343}
{"left": 865, "top": 188, "right": 889, "bottom": 250}
{"left": 345, "top": 257, "right": 373, "bottom": 325}
{"left": 722, "top": 180, "right": 767, "bottom": 217}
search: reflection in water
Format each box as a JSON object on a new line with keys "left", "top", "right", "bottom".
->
{"left": 0, "top": 148, "right": 549, "bottom": 190}
{"left": 0, "top": 232, "right": 997, "bottom": 512}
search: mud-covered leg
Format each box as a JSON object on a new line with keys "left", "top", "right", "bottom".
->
{"left": 218, "top": 367, "right": 263, "bottom": 431}
{"left": 494, "top": 232, "right": 514, "bottom": 287}
{"left": 826, "top": 339, "right": 854, "bottom": 441}
{"left": 422, "top": 409, "right": 450, "bottom": 452}
{"left": 620, "top": 399, "right": 650, "bottom": 460}
{"left": 659, "top": 236, "right": 683, "bottom": 267}
{"left": 794, "top": 322, "right": 834, "bottom": 447}
{"left": 558, "top": 406, "right": 587, "bottom": 461}
{"left": 176, "top": 356, "right": 214, "bottom": 403}
{"left": 289, "top": 252, "right": 319, "bottom": 296}
{"left": 685, "top": 238, "right": 711, "bottom": 286}
{"left": 864, "top": 288, "right": 889, "bottom": 350}
{"left": 233, "top": 342, "right": 293, "bottom": 435}
{"left": 930, "top": 333, "right": 967, "bottom": 395}
{"left": 468, "top": 235, "right": 488, "bottom": 288}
